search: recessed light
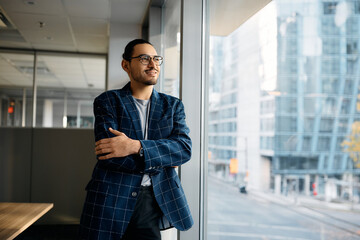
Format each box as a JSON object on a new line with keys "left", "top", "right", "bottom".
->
{"left": 38, "top": 21, "right": 45, "bottom": 28}
{"left": 44, "top": 36, "right": 53, "bottom": 40}
{"left": 23, "top": 0, "right": 36, "bottom": 5}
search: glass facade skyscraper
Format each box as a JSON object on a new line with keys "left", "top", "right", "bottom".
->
{"left": 209, "top": 0, "right": 360, "bottom": 200}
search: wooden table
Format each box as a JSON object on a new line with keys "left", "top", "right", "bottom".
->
{"left": 0, "top": 202, "right": 53, "bottom": 240}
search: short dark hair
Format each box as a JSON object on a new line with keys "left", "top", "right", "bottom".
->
{"left": 122, "top": 39, "right": 152, "bottom": 61}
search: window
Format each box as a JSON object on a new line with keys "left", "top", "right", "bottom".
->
{"left": 0, "top": 51, "right": 106, "bottom": 128}
{"left": 0, "top": 52, "right": 34, "bottom": 127}
{"left": 322, "top": 97, "right": 336, "bottom": 115}
{"left": 304, "top": 117, "right": 314, "bottom": 132}
{"left": 333, "top": 155, "right": 343, "bottom": 170}
{"left": 162, "top": 0, "right": 181, "bottom": 98}
{"left": 323, "top": 37, "right": 340, "bottom": 54}
{"left": 347, "top": 17, "right": 359, "bottom": 35}
{"left": 323, "top": 2, "right": 337, "bottom": 15}
{"left": 322, "top": 57, "right": 340, "bottom": 75}
{"left": 344, "top": 79, "right": 354, "bottom": 95}
{"left": 35, "top": 54, "right": 105, "bottom": 128}
{"left": 336, "top": 136, "right": 345, "bottom": 151}
{"left": 320, "top": 118, "right": 334, "bottom": 132}
{"left": 206, "top": 1, "right": 360, "bottom": 239}
{"left": 347, "top": 38, "right": 358, "bottom": 54}
{"left": 318, "top": 137, "right": 330, "bottom": 151}
{"left": 322, "top": 17, "right": 340, "bottom": 34}
{"left": 303, "top": 136, "right": 312, "bottom": 151}
{"left": 338, "top": 118, "right": 349, "bottom": 132}
{"left": 322, "top": 77, "right": 339, "bottom": 94}
{"left": 276, "top": 116, "right": 297, "bottom": 132}
{"left": 277, "top": 97, "right": 297, "bottom": 113}
{"left": 341, "top": 98, "right": 351, "bottom": 114}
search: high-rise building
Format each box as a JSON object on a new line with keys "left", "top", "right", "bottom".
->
{"left": 209, "top": 0, "right": 360, "bottom": 200}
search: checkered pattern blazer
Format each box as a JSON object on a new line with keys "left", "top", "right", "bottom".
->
{"left": 80, "top": 82, "right": 193, "bottom": 239}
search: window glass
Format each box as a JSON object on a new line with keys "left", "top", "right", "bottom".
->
{"left": 206, "top": 0, "right": 360, "bottom": 239}
{"left": 160, "top": 1, "right": 181, "bottom": 239}
{"left": 0, "top": 52, "right": 34, "bottom": 127}
{"left": 0, "top": 51, "right": 106, "bottom": 128}
{"left": 35, "top": 54, "right": 105, "bottom": 128}
{"left": 161, "top": 0, "right": 181, "bottom": 97}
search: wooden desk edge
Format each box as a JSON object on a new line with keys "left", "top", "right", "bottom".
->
{"left": 8, "top": 203, "right": 54, "bottom": 240}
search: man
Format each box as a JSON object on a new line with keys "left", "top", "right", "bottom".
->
{"left": 80, "top": 39, "right": 193, "bottom": 239}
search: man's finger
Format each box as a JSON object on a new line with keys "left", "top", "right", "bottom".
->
{"left": 98, "top": 153, "right": 113, "bottom": 160}
{"left": 95, "top": 138, "right": 110, "bottom": 146}
{"left": 95, "top": 147, "right": 112, "bottom": 155}
{"left": 109, "top": 127, "right": 123, "bottom": 136}
{"left": 95, "top": 143, "right": 111, "bottom": 151}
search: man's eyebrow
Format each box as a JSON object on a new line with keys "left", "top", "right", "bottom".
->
{"left": 138, "top": 54, "right": 159, "bottom": 56}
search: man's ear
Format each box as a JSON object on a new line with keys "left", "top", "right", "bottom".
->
{"left": 122, "top": 60, "right": 130, "bottom": 73}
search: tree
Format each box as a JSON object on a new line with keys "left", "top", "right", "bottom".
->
{"left": 342, "top": 121, "right": 360, "bottom": 168}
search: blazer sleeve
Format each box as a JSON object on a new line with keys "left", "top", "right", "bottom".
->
{"left": 140, "top": 100, "right": 192, "bottom": 173}
{"left": 93, "top": 94, "right": 144, "bottom": 173}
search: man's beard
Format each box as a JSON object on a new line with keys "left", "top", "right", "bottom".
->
{"left": 131, "top": 68, "right": 158, "bottom": 85}
{"left": 134, "top": 77, "right": 157, "bottom": 85}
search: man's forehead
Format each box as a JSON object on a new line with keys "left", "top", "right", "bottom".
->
{"left": 133, "top": 44, "right": 157, "bottom": 56}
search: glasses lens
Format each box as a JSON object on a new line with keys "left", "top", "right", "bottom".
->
{"left": 154, "top": 56, "right": 163, "bottom": 65}
{"left": 139, "top": 55, "right": 150, "bottom": 65}
{"left": 138, "top": 55, "right": 163, "bottom": 65}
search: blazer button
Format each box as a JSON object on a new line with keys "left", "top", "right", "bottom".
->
{"left": 131, "top": 192, "right": 137, "bottom": 197}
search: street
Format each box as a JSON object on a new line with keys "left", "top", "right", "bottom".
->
{"left": 208, "top": 177, "right": 360, "bottom": 240}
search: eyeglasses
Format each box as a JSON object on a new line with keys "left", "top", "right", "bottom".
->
{"left": 129, "top": 54, "right": 163, "bottom": 66}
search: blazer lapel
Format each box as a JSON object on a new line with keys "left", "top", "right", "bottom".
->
{"left": 121, "top": 83, "right": 143, "bottom": 140}
{"left": 148, "top": 89, "right": 162, "bottom": 140}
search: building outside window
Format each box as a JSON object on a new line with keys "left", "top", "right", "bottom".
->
{"left": 207, "top": 0, "right": 360, "bottom": 239}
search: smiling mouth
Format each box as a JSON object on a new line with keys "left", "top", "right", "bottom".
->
{"left": 145, "top": 70, "right": 158, "bottom": 74}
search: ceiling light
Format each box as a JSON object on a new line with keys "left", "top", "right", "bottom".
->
{"left": 0, "top": 12, "right": 12, "bottom": 28}
{"left": 23, "top": 0, "right": 36, "bottom": 5}
{"left": 0, "top": 19, "right": 5, "bottom": 28}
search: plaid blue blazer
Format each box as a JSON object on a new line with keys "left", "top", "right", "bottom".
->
{"left": 80, "top": 82, "right": 193, "bottom": 239}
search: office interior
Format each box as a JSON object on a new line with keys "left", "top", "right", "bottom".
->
{"left": 1, "top": 0, "right": 360, "bottom": 239}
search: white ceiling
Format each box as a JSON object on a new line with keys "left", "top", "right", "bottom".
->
{"left": 0, "top": 51, "right": 106, "bottom": 92}
{"left": 210, "top": 0, "right": 272, "bottom": 36}
{"left": 0, "top": 0, "right": 150, "bottom": 53}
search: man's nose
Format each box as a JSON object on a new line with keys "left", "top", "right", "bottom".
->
{"left": 148, "top": 57, "right": 156, "bottom": 67}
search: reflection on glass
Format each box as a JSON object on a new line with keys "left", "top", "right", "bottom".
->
{"left": 160, "top": 1, "right": 181, "bottom": 239}
{"left": 207, "top": 0, "right": 360, "bottom": 239}
{"left": 162, "top": 0, "right": 181, "bottom": 97}
{"left": 0, "top": 52, "right": 106, "bottom": 128}
{"left": 35, "top": 54, "right": 105, "bottom": 128}
{"left": 0, "top": 52, "right": 34, "bottom": 127}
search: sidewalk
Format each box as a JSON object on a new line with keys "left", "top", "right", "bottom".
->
{"left": 248, "top": 189, "right": 360, "bottom": 236}
{"left": 249, "top": 188, "right": 360, "bottom": 213}
{"left": 210, "top": 173, "right": 360, "bottom": 212}
{"left": 210, "top": 175, "right": 360, "bottom": 237}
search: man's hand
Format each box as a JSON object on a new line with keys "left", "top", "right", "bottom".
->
{"left": 95, "top": 128, "right": 141, "bottom": 160}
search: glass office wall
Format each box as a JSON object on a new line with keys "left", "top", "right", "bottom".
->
{"left": 0, "top": 51, "right": 34, "bottom": 127}
{"left": 35, "top": 54, "right": 105, "bottom": 128}
{"left": 206, "top": 0, "right": 360, "bottom": 239}
{"left": 0, "top": 50, "right": 106, "bottom": 128}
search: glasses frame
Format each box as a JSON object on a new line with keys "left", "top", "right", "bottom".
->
{"left": 128, "top": 54, "right": 164, "bottom": 66}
